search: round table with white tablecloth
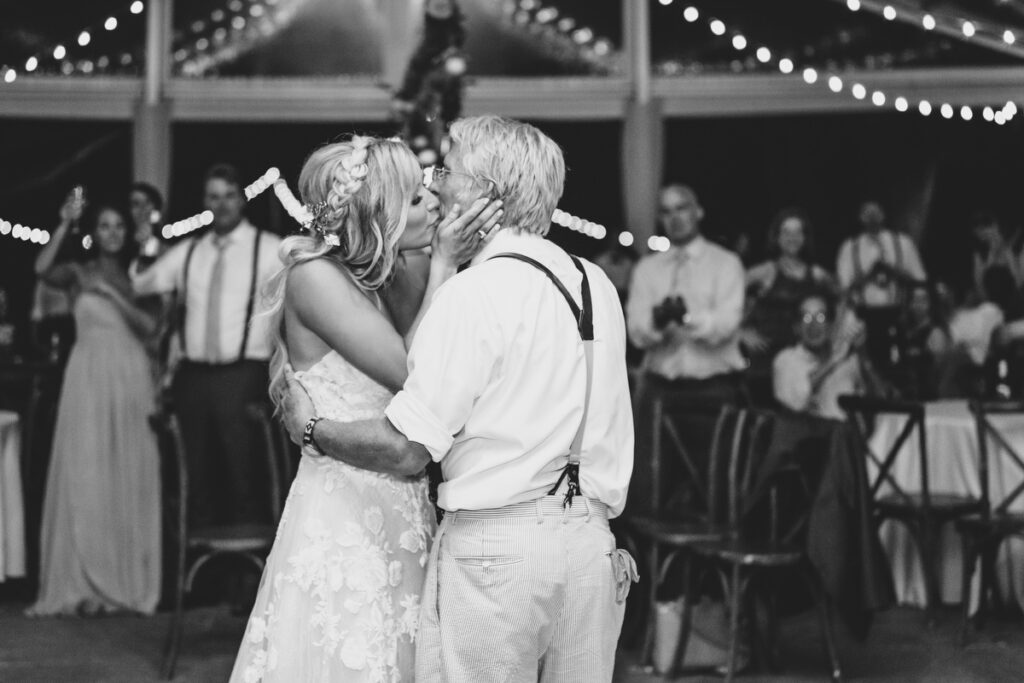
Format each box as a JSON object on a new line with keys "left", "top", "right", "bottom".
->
{"left": 0, "top": 410, "right": 25, "bottom": 581}
{"left": 868, "top": 399, "right": 1024, "bottom": 611}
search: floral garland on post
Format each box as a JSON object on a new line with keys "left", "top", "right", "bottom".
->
{"left": 390, "top": 0, "right": 466, "bottom": 166}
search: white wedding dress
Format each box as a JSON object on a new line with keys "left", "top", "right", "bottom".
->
{"left": 230, "top": 350, "right": 436, "bottom": 683}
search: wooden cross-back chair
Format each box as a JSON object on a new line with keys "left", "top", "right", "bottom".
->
{"left": 689, "top": 409, "right": 842, "bottom": 683}
{"left": 625, "top": 403, "right": 746, "bottom": 674}
{"left": 956, "top": 400, "right": 1024, "bottom": 644}
{"left": 839, "top": 395, "right": 982, "bottom": 613}
{"left": 151, "top": 402, "right": 291, "bottom": 680}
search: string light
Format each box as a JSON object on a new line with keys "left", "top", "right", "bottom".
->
{"left": 104, "top": 17, "right": 118, "bottom": 31}
{"left": 683, "top": 6, "right": 699, "bottom": 22}
{"left": 77, "top": 31, "right": 91, "bottom": 47}
{"left": 835, "top": 0, "right": 1024, "bottom": 60}
{"left": 551, "top": 209, "right": 606, "bottom": 240}
{"left": 684, "top": 9, "right": 1012, "bottom": 126}
{"left": 0, "top": 219, "right": 51, "bottom": 245}
{"left": 618, "top": 231, "right": 634, "bottom": 247}
{"left": 731, "top": 35, "right": 747, "bottom": 50}
{"left": 130, "top": 1, "right": 144, "bottom": 14}
{"left": 647, "top": 236, "right": 671, "bottom": 252}
{"left": 272, "top": 179, "right": 313, "bottom": 227}
{"left": 755, "top": 47, "right": 771, "bottom": 63}
{"left": 243, "top": 167, "right": 281, "bottom": 200}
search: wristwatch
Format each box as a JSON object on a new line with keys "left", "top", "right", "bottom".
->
{"left": 303, "top": 416, "right": 325, "bottom": 455}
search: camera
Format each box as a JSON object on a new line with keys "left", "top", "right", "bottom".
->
{"left": 652, "top": 295, "right": 688, "bottom": 330}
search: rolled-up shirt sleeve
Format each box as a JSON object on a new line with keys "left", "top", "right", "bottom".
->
{"left": 385, "top": 278, "right": 498, "bottom": 463}
{"left": 131, "top": 240, "right": 188, "bottom": 296}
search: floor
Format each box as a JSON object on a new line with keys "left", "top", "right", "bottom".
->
{"left": 0, "top": 601, "right": 1022, "bottom": 682}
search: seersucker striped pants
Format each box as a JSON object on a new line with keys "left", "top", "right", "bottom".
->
{"left": 415, "top": 496, "right": 637, "bottom": 683}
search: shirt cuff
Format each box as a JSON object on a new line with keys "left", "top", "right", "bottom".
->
{"left": 385, "top": 390, "right": 454, "bottom": 463}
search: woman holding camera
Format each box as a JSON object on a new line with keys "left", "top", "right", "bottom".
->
{"left": 28, "top": 191, "right": 161, "bottom": 616}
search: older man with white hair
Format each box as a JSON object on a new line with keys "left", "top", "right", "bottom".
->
{"left": 282, "top": 116, "right": 636, "bottom": 682}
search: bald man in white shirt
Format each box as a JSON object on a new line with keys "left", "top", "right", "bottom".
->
{"left": 283, "top": 116, "right": 635, "bottom": 682}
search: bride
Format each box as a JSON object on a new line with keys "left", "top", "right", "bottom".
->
{"left": 231, "top": 135, "right": 502, "bottom": 682}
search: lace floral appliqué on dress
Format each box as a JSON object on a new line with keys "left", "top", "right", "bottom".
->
{"left": 230, "top": 351, "right": 436, "bottom": 683}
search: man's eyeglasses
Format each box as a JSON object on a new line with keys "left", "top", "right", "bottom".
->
{"left": 801, "top": 312, "right": 829, "bottom": 325}
{"left": 423, "top": 166, "right": 497, "bottom": 196}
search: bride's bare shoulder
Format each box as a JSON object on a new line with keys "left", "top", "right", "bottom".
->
{"left": 285, "top": 258, "right": 362, "bottom": 304}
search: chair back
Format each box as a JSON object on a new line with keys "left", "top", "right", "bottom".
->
{"left": 722, "top": 408, "right": 774, "bottom": 537}
{"left": 650, "top": 390, "right": 735, "bottom": 517}
{"left": 839, "top": 395, "right": 928, "bottom": 508}
{"left": 969, "top": 399, "right": 1024, "bottom": 517}
{"left": 246, "top": 402, "right": 296, "bottom": 522}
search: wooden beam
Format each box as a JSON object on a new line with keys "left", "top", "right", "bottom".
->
{"left": 4, "top": 67, "right": 1024, "bottom": 122}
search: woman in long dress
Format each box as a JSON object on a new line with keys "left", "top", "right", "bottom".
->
{"left": 231, "top": 136, "right": 501, "bottom": 682}
{"left": 29, "top": 196, "right": 162, "bottom": 616}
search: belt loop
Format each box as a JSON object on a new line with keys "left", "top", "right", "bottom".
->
{"left": 561, "top": 499, "right": 570, "bottom": 525}
{"left": 449, "top": 511, "right": 458, "bottom": 525}
{"left": 535, "top": 498, "right": 544, "bottom": 524}
{"left": 583, "top": 496, "right": 592, "bottom": 522}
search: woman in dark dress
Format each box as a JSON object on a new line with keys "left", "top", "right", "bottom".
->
{"left": 743, "top": 208, "right": 835, "bottom": 403}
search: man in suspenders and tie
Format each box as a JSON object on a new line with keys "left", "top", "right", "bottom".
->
{"left": 133, "top": 164, "right": 282, "bottom": 528}
{"left": 282, "top": 116, "right": 636, "bottom": 681}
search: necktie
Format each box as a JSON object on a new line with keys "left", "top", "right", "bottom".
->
{"left": 204, "top": 236, "right": 228, "bottom": 362}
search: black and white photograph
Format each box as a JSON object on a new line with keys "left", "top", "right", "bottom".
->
{"left": 3, "top": 1, "right": 1024, "bottom": 681}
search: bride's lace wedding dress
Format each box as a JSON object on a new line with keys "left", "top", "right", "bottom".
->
{"left": 230, "top": 350, "right": 436, "bottom": 683}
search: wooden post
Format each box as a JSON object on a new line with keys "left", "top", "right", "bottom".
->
{"left": 378, "top": 0, "right": 423, "bottom": 90}
{"left": 622, "top": 0, "right": 663, "bottom": 247}
{"left": 133, "top": 0, "right": 173, "bottom": 202}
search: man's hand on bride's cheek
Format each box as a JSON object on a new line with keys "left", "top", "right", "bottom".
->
{"left": 281, "top": 368, "right": 317, "bottom": 447}
{"left": 433, "top": 197, "right": 504, "bottom": 265}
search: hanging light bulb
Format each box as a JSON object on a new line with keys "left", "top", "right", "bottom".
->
{"left": 683, "top": 6, "right": 698, "bottom": 22}
{"left": 1004, "top": 30, "right": 1016, "bottom": 45}
{"left": 828, "top": 75, "right": 843, "bottom": 92}
{"left": 922, "top": 14, "right": 936, "bottom": 30}
{"left": 847, "top": 0, "right": 860, "bottom": 10}
{"left": 131, "top": 1, "right": 145, "bottom": 14}
{"left": 53, "top": 45, "right": 66, "bottom": 59}
{"left": 940, "top": 103, "right": 954, "bottom": 119}
{"left": 778, "top": 58, "right": 794, "bottom": 74}
{"left": 105, "top": 17, "right": 118, "bottom": 31}
{"left": 709, "top": 20, "right": 726, "bottom": 36}
{"left": 872, "top": 91, "right": 886, "bottom": 106}
{"left": 25, "top": 56, "right": 38, "bottom": 72}
{"left": 78, "top": 31, "right": 91, "bottom": 47}
{"left": 802, "top": 67, "right": 818, "bottom": 84}
{"left": 851, "top": 83, "right": 867, "bottom": 99}
{"left": 962, "top": 21, "right": 975, "bottom": 38}
{"left": 919, "top": 100, "right": 932, "bottom": 115}
{"left": 882, "top": 5, "right": 896, "bottom": 20}
{"left": 755, "top": 47, "right": 771, "bottom": 63}
{"left": 894, "top": 96, "right": 909, "bottom": 112}
{"left": 731, "top": 35, "right": 747, "bottom": 50}
{"left": 983, "top": 106, "right": 995, "bottom": 121}
{"left": 960, "top": 106, "right": 973, "bottom": 121}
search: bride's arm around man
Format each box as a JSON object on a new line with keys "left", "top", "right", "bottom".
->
{"left": 285, "top": 115, "right": 636, "bottom": 683}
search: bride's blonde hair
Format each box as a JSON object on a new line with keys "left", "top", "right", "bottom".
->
{"left": 260, "top": 135, "right": 422, "bottom": 411}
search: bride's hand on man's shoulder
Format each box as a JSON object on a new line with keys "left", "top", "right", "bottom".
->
{"left": 433, "top": 197, "right": 504, "bottom": 266}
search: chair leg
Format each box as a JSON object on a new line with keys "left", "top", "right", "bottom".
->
{"left": 667, "top": 554, "right": 694, "bottom": 676}
{"left": 913, "top": 519, "right": 942, "bottom": 621}
{"left": 803, "top": 563, "right": 843, "bottom": 683}
{"left": 725, "top": 562, "right": 744, "bottom": 683}
{"left": 959, "top": 533, "right": 977, "bottom": 646}
{"left": 161, "top": 564, "right": 187, "bottom": 680}
{"left": 977, "top": 539, "right": 999, "bottom": 632}
{"left": 639, "top": 541, "right": 660, "bottom": 668}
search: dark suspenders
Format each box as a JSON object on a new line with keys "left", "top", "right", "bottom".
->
{"left": 179, "top": 228, "right": 262, "bottom": 363}
{"left": 489, "top": 252, "right": 594, "bottom": 507}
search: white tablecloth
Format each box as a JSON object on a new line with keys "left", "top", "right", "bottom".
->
{"left": 0, "top": 410, "right": 25, "bottom": 581}
{"left": 869, "top": 400, "right": 1024, "bottom": 610}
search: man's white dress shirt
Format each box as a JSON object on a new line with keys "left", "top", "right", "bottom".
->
{"left": 385, "top": 230, "right": 634, "bottom": 517}
{"left": 836, "top": 230, "right": 926, "bottom": 308}
{"left": 626, "top": 236, "right": 746, "bottom": 380}
{"left": 772, "top": 345, "right": 863, "bottom": 421}
{"left": 131, "top": 220, "right": 281, "bottom": 362}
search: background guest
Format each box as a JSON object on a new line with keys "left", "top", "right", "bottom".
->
{"left": 129, "top": 181, "right": 167, "bottom": 269}
{"left": 28, "top": 194, "right": 161, "bottom": 616}
{"left": 902, "top": 281, "right": 951, "bottom": 398}
{"left": 836, "top": 200, "right": 926, "bottom": 308}
{"left": 626, "top": 183, "right": 745, "bottom": 516}
{"left": 594, "top": 242, "right": 642, "bottom": 368}
{"left": 773, "top": 291, "right": 867, "bottom": 421}
{"left": 131, "top": 163, "right": 281, "bottom": 529}
{"left": 970, "top": 211, "right": 1023, "bottom": 298}
{"left": 0, "top": 288, "right": 15, "bottom": 362}
{"left": 743, "top": 207, "right": 834, "bottom": 403}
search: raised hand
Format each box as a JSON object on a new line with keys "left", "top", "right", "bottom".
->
{"left": 432, "top": 197, "right": 504, "bottom": 267}
{"left": 58, "top": 187, "right": 86, "bottom": 227}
